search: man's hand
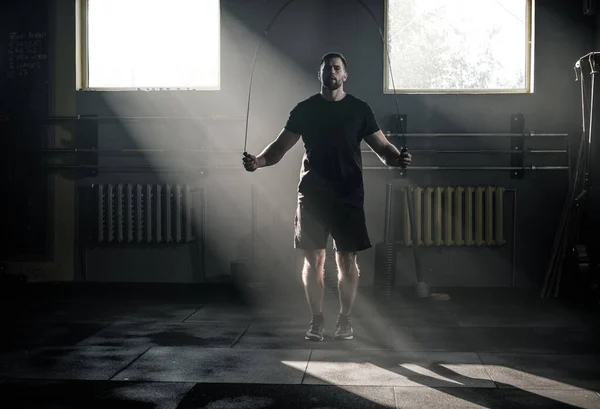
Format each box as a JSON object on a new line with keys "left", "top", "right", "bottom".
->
{"left": 241, "top": 129, "right": 300, "bottom": 172}
{"left": 364, "top": 131, "right": 412, "bottom": 169}
{"left": 243, "top": 152, "right": 259, "bottom": 172}
{"left": 394, "top": 148, "right": 412, "bottom": 168}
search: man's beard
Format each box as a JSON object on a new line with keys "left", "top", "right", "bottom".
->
{"left": 323, "top": 77, "right": 342, "bottom": 90}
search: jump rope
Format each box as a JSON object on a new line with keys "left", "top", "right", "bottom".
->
{"left": 241, "top": 0, "right": 434, "bottom": 297}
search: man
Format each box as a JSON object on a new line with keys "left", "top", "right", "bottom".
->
{"left": 242, "top": 52, "right": 411, "bottom": 341}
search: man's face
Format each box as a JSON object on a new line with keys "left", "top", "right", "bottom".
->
{"left": 319, "top": 57, "right": 347, "bottom": 90}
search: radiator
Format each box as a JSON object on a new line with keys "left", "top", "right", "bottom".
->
{"left": 95, "top": 183, "right": 195, "bottom": 244}
{"left": 399, "top": 186, "right": 506, "bottom": 247}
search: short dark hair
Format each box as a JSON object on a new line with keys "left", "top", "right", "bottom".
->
{"left": 320, "top": 52, "right": 347, "bottom": 70}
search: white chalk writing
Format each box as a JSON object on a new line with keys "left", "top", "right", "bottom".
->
{"left": 5, "top": 31, "right": 48, "bottom": 79}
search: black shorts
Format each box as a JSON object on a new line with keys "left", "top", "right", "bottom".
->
{"left": 294, "top": 198, "right": 372, "bottom": 252}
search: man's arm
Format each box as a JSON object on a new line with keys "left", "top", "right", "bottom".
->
{"left": 255, "top": 128, "right": 301, "bottom": 168}
{"left": 364, "top": 130, "right": 406, "bottom": 167}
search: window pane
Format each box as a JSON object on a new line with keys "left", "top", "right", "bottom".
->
{"left": 87, "top": 0, "right": 220, "bottom": 89}
{"left": 386, "top": 0, "right": 530, "bottom": 92}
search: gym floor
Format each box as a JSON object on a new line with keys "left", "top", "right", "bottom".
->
{"left": 1, "top": 283, "right": 600, "bottom": 408}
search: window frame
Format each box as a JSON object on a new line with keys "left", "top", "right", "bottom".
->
{"left": 383, "top": 0, "right": 535, "bottom": 94}
{"left": 75, "top": 0, "right": 221, "bottom": 91}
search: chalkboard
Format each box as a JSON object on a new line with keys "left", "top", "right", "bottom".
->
{"left": 0, "top": 0, "right": 50, "bottom": 260}
{"left": 0, "top": 0, "right": 49, "bottom": 115}
{"left": 5, "top": 31, "right": 48, "bottom": 80}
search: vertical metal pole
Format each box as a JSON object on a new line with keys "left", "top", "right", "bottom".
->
{"left": 586, "top": 56, "right": 596, "bottom": 173}
{"left": 510, "top": 114, "right": 525, "bottom": 179}
{"left": 511, "top": 189, "right": 518, "bottom": 287}
{"left": 567, "top": 135, "right": 572, "bottom": 185}
{"left": 383, "top": 183, "right": 393, "bottom": 243}
{"left": 586, "top": 56, "right": 598, "bottom": 221}
{"left": 375, "top": 183, "right": 396, "bottom": 297}
{"left": 405, "top": 186, "right": 423, "bottom": 282}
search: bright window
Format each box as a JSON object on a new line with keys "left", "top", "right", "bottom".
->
{"left": 84, "top": 0, "right": 220, "bottom": 90}
{"left": 385, "top": 0, "right": 534, "bottom": 93}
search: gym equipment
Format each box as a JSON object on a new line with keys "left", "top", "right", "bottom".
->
{"left": 373, "top": 183, "right": 431, "bottom": 299}
{"left": 542, "top": 52, "right": 600, "bottom": 298}
{"left": 23, "top": 124, "right": 568, "bottom": 175}
{"left": 373, "top": 183, "right": 397, "bottom": 298}
{"left": 404, "top": 185, "right": 429, "bottom": 298}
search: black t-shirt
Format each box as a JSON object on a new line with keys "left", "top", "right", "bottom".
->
{"left": 284, "top": 93, "right": 380, "bottom": 207}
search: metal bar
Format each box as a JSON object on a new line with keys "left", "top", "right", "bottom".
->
{"left": 175, "top": 184, "right": 182, "bottom": 243}
{"left": 485, "top": 187, "right": 494, "bottom": 246}
{"left": 434, "top": 187, "right": 442, "bottom": 246}
{"left": 36, "top": 148, "right": 242, "bottom": 153}
{"left": 126, "top": 184, "right": 133, "bottom": 243}
{"left": 33, "top": 148, "right": 568, "bottom": 155}
{"left": 117, "top": 184, "right": 124, "bottom": 243}
{"left": 424, "top": 187, "right": 433, "bottom": 246}
{"left": 383, "top": 183, "right": 393, "bottom": 243}
{"left": 0, "top": 115, "right": 246, "bottom": 121}
{"left": 466, "top": 187, "right": 474, "bottom": 246}
{"left": 567, "top": 134, "right": 572, "bottom": 183}
{"left": 44, "top": 165, "right": 239, "bottom": 171}
{"left": 576, "top": 51, "right": 600, "bottom": 62}
{"left": 107, "top": 185, "right": 114, "bottom": 243}
{"left": 455, "top": 187, "right": 463, "bottom": 246}
{"left": 529, "top": 132, "right": 570, "bottom": 137}
{"left": 165, "top": 184, "right": 172, "bottom": 243}
{"left": 475, "top": 187, "right": 484, "bottom": 246}
{"left": 368, "top": 149, "right": 565, "bottom": 154}
{"left": 511, "top": 114, "right": 525, "bottom": 179}
{"left": 366, "top": 149, "right": 566, "bottom": 154}
{"left": 0, "top": 116, "right": 574, "bottom": 135}
{"left": 512, "top": 189, "right": 518, "bottom": 287}
{"left": 156, "top": 185, "right": 162, "bottom": 244}
{"left": 374, "top": 149, "right": 514, "bottom": 154}
{"left": 402, "top": 189, "right": 410, "bottom": 245}
{"left": 444, "top": 187, "right": 453, "bottom": 246}
{"left": 0, "top": 115, "right": 87, "bottom": 121}
{"left": 415, "top": 188, "right": 423, "bottom": 245}
{"left": 91, "top": 116, "right": 245, "bottom": 120}
{"left": 136, "top": 184, "right": 143, "bottom": 243}
{"left": 98, "top": 185, "right": 104, "bottom": 243}
{"left": 362, "top": 166, "right": 569, "bottom": 171}
{"left": 385, "top": 132, "right": 568, "bottom": 137}
{"left": 405, "top": 186, "right": 424, "bottom": 282}
{"left": 146, "top": 184, "right": 152, "bottom": 243}
{"left": 44, "top": 165, "right": 569, "bottom": 172}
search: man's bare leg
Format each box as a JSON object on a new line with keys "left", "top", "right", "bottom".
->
{"left": 303, "top": 249, "right": 326, "bottom": 341}
{"left": 336, "top": 251, "right": 360, "bottom": 316}
{"left": 302, "top": 249, "right": 326, "bottom": 316}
